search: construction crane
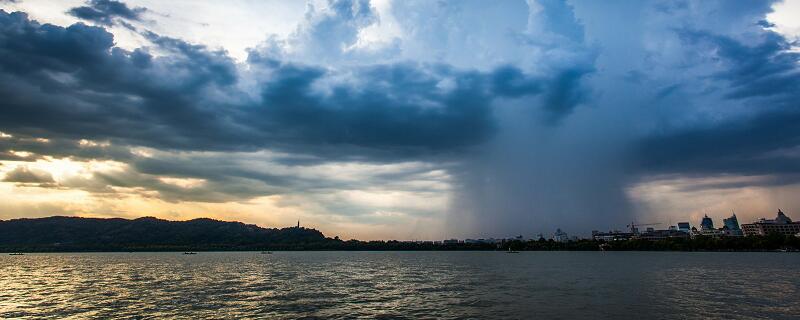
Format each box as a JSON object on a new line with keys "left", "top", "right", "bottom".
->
{"left": 627, "top": 222, "right": 661, "bottom": 234}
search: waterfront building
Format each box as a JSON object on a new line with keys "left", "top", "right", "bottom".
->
{"left": 721, "top": 228, "right": 743, "bottom": 237}
{"left": 700, "top": 215, "right": 714, "bottom": 230}
{"left": 592, "top": 230, "right": 634, "bottom": 241}
{"left": 554, "top": 229, "right": 569, "bottom": 242}
{"left": 741, "top": 210, "right": 800, "bottom": 236}
{"left": 464, "top": 238, "right": 500, "bottom": 244}
{"left": 692, "top": 228, "right": 724, "bottom": 238}
{"left": 637, "top": 229, "right": 691, "bottom": 241}
{"left": 691, "top": 215, "right": 725, "bottom": 237}
{"left": 723, "top": 214, "right": 740, "bottom": 231}
{"left": 722, "top": 213, "right": 743, "bottom": 236}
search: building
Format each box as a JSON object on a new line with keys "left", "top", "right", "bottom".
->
{"left": 637, "top": 229, "right": 691, "bottom": 241}
{"left": 677, "top": 222, "right": 691, "bottom": 233}
{"left": 592, "top": 230, "right": 634, "bottom": 241}
{"left": 464, "top": 238, "right": 501, "bottom": 244}
{"left": 693, "top": 228, "right": 725, "bottom": 238}
{"left": 700, "top": 215, "right": 714, "bottom": 230}
{"left": 741, "top": 210, "right": 800, "bottom": 236}
{"left": 723, "top": 214, "right": 740, "bottom": 230}
{"left": 554, "top": 228, "right": 569, "bottom": 242}
{"left": 691, "top": 215, "right": 727, "bottom": 237}
{"left": 722, "top": 213, "right": 743, "bottom": 236}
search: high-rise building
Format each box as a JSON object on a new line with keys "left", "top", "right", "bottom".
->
{"left": 741, "top": 210, "right": 800, "bottom": 236}
{"left": 700, "top": 215, "right": 714, "bottom": 230}
{"left": 723, "top": 214, "right": 740, "bottom": 231}
{"left": 722, "top": 213, "right": 743, "bottom": 236}
{"left": 554, "top": 228, "right": 569, "bottom": 242}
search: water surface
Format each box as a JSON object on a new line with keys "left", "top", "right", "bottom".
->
{"left": 1, "top": 252, "right": 798, "bottom": 319}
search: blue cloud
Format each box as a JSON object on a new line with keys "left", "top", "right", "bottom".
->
{"left": 640, "top": 28, "right": 800, "bottom": 177}
{"left": 67, "top": 0, "right": 146, "bottom": 26}
{"left": 0, "top": 9, "right": 584, "bottom": 159}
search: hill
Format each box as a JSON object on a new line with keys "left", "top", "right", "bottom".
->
{"left": 0, "top": 216, "right": 328, "bottom": 252}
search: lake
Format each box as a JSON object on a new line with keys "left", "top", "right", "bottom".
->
{"left": 1, "top": 252, "right": 798, "bottom": 319}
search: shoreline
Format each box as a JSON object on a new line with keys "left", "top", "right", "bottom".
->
{"left": 4, "top": 249, "right": 799, "bottom": 253}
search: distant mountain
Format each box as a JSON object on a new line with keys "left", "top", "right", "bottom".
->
{"left": 0, "top": 216, "right": 328, "bottom": 251}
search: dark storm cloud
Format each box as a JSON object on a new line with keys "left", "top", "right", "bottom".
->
{"left": 757, "top": 20, "right": 776, "bottom": 29}
{"left": 0, "top": 10, "right": 579, "bottom": 161}
{"left": 248, "top": 59, "right": 495, "bottom": 151}
{"left": 0, "top": 10, "right": 246, "bottom": 152}
{"left": 639, "top": 29, "right": 800, "bottom": 178}
{"left": 540, "top": 67, "right": 594, "bottom": 121}
{"left": 490, "top": 66, "right": 543, "bottom": 97}
{"left": 677, "top": 30, "right": 800, "bottom": 101}
{"left": 639, "top": 110, "right": 800, "bottom": 175}
{"left": 667, "top": 173, "right": 800, "bottom": 192}
{"left": 67, "top": 0, "right": 145, "bottom": 26}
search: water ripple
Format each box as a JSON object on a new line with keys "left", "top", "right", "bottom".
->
{"left": 1, "top": 252, "right": 798, "bottom": 319}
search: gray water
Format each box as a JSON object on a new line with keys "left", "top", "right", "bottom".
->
{"left": 1, "top": 252, "right": 798, "bottom": 319}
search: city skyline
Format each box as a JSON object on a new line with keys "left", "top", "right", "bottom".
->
{"left": 2, "top": 0, "right": 800, "bottom": 240}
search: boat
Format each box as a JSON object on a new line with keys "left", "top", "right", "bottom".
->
{"left": 183, "top": 252, "right": 197, "bottom": 255}
{"left": 506, "top": 247, "right": 519, "bottom": 253}
{"left": 8, "top": 253, "right": 24, "bottom": 256}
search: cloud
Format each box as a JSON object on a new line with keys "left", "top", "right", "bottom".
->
{"left": 67, "top": 0, "right": 146, "bottom": 26}
{"left": 638, "top": 27, "right": 800, "bottom": 180}
{"left": 639, "top": 111, "right": 800, "bottom": 176}
{"left": 3, "top": 166, "right": 55, "bottom": 183}
{"left": 0, "top": 8, "right": 580, "bottom": 159}
{"left": 0, "top": 1, "right": 597, "bottom": 236}
{"left": 677, "top": 29, "right": 800, "bottom": 101}
{"left": 3, "top": 0, "right": 799, "bottom": 238}
{"left": 277, "top": 0, "right": 383, "bottom": 64}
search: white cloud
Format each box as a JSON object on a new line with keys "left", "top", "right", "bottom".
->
{"left": 768, "top": 0, "right": 800, "bottom": 50}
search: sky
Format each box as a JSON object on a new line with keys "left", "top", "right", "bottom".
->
{"left": 1, "top": 0, "right": 799, "bottom": 240}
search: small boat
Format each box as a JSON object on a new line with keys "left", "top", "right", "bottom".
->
{"left": 506, "top": 248, "right": 519, "bottom": 254}
{"left": 8, "top": 253, "right": 25, "bottom": 256}
{"left": 183, "top": 252, "right": 197, "bottom": 255}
